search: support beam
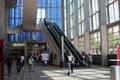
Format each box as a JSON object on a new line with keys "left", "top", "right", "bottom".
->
{"left": 23, "top": 0, "right": 38, "bottom": 30}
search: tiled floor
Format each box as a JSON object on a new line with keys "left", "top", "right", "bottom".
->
{"left": 38, "top": 66, "right": 110, "bottom": 80}
{"left": 4, "top": 63, "right": 110, "bottom": 80}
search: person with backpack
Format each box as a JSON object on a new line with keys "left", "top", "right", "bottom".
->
{"left": 28, "top": 56, "right": 34, "bottom": 72}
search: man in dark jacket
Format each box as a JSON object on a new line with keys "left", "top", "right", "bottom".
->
{"left": 16, "top": 54, "right": 21, "bottom": 73}
{"left": 6, "top": 54, "right": 12, "bottom": 76}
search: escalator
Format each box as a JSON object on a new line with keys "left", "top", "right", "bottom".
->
{"left": 40, "top": 20, "right": 84, "bottom": 66}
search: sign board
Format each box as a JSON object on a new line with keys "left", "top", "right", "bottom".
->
{"left": 117, "top": 44, "right": 120, "bottom": 66}
{"left": 0, "top": 40, "right": 4, "bottom": 80}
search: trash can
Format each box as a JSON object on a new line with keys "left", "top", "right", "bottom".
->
{"left": 110, "top": 66, "right": 120, "bottom": 80}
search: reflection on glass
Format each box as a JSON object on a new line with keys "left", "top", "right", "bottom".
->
{"left": 71, "top": 28, "right": 74, "bottom": 39}
{"left": 78, "top": 24, "right": 82, "bottom": 35}
{"left": 113, "top": 26, "right": 119, "bottom": 32}
{"left": 79, "top": 37, "right": 85, "bottom": 52}
{"left": 108, "top": 25, "right": 120, "bottom": 54}
{"left": 109, "top": 4, "right": 114, "bottom": 23}
{"left": 107, "top": 0, "right": 119, "bottom": 23}
{"left": 114, "top": 1, "right": 119, "bottom": 21}
{"left": 89, "top": 0, "right": 99, "bottom": 31}
{"left": 81, "top": 21, "right": 84, "bottom": 34}
{"left": 90, "top": 32, "right": 101, "bottom": 54}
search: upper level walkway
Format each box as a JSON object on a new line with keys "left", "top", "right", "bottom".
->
{"left": 4, "top": 63, "right": 110, "bottom": 80}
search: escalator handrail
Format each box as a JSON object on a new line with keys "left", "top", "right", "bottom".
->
{"left": 41, "top": 21, "right": 61, "bottom": 56}
{"left": 52, "top": 23, "right": 84, "bottom": 63}
{"left": 48, "top": 22, "right": 84, "bottom": 64}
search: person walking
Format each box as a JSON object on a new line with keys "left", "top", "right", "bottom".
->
{"left": 16, "top": 54, "right": 21, "bottom": 73}
{"left": 67, "top": 52, "right": 75, "bottom": 75}
{"left": 28, "top": 56, "right": 34, "bottom": 72}
{"left": 21, "top": 55, "right": 25, "bottom": 67}
{"left": 6, "top": 54, "right": 12, "bottom": 76}
{"left": 85, "top": 54, "right": 89, "bottom": 67}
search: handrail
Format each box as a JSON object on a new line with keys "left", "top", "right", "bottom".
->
{"left": 51, "top": 22, "right": 84, "bottom": 65}
{"left": 40, "top": 21, "right": 61, "bottom": 56}
{"left": 40, "top": 19, "right": 84, "bottom": 66}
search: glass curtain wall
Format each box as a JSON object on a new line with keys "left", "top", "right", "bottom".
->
{"left": 106, "top": 0, "right": 120, "bottom": 54}
{"left": 89, "top": 0, "right": 101, "bottom": 54}
{"left": 9, "top": 0, "right": 62, "bottom": 42}
{"left": 70, "top": 0, "right": 75, "bottom": 39}
{"left": 90, "top": 32, "right": 101, "bottom": 54}
{"left": 108, "top": 25, "right": 120, "bottom": 54}
{"left": 78, "top": 37, "right": 85, "bottom": 52}
{"left": 77, "top": 0, "right": 85, "bottom": 36}
{"left": 9, "top": 0, "right": 23, "bottom": 29}
{"left": 106, "top": 0, "right": 119, "bottom": 24}
{"left": 36, "top": 0, "right": 62, "bottom": 28}
{"left": 64, "top": 0, "right": 67, "bottom": 36}
{"left": 89, "top": 0, "right": 100, "bottom": 31}
{"left": 9, "top": 0, "right": 45, "bottom": 41}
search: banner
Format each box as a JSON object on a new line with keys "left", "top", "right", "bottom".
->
{"left": 0, "top": 40, "right": 4, "bottom": 80}
{"left": 117, "top": 44, "right": 120, "bottom": 66}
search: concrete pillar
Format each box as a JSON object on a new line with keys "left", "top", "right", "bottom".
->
{"left": 66, "top": 0, "right": 70, "bottom": 39}
{"left": 24, "top": 40, "right": 27, "bottom": 58}
{"left": 100, "top": 0, "right": 108, "bottom": 66}
{"left": 84, "top": 0, "right": 90, "bottom": 53}
{"left": 61, "top": 0, "right": 64, "bottom": 32}
{"left": 4, "top": 7, "right": 9, "bottom": 43}
{"left": 61, "top": 36, "right": 64, "bottom": 62}
{"left": 84, "top": 0, "right": 90, "bottom": 32}
{"left": 85, "top": 32, "right": 90, "bottom": 52}
{"left": 100, "top": 0, "right": 107, "bottom": 25}
{"left": 74, "top": 0, "right": 79, "bottom": 37}
{"left": 101, "top": 25, "right": 108, "bottom": 66}
{"left": 0, "top": 0, "right": 5, "bottom": 39}
{"left": 74, "top": 36, "right": 79, "bottom": 51}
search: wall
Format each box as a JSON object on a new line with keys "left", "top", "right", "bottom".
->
{"left": 0, "top": 1, "right": 5, "bottom": 39}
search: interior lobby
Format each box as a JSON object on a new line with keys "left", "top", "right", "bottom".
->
{"left": 0, "top": 0, "right": 120, "bottom": 80}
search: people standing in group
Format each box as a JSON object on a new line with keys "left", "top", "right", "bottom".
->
{"left": 28, "top": 56, "right": 34, "bottom": 72}
{"left": 6, "top": 54, "right": 13, "bottom": 76}
{"left": 67, "top": 52, "right": 75, "bottom": 75}
{"left": 85, "top": 52, "right": 93, "bottom": 67}
{"left": 16, "top": 54, "right": 21, "bottom": 73}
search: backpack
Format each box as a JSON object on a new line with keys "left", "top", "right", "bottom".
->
{"left": 28, "top": 58, "right": 33, "bottom": 64}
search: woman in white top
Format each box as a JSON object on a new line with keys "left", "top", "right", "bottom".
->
{"left": 68, "top": 52, "right": 75, "bottom": 75}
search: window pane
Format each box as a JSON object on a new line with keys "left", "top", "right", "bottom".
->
{"left": 108, "top": 25, "right": 120, "bottom": 54}
{"left": 114, "top": 1, "right": 119, "bottom": 21}
{"left": 109, "top": 4, "right": 115, "bottom": 23}
{"left": 90, "top": 32, "right": 101, "bottom": 54}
